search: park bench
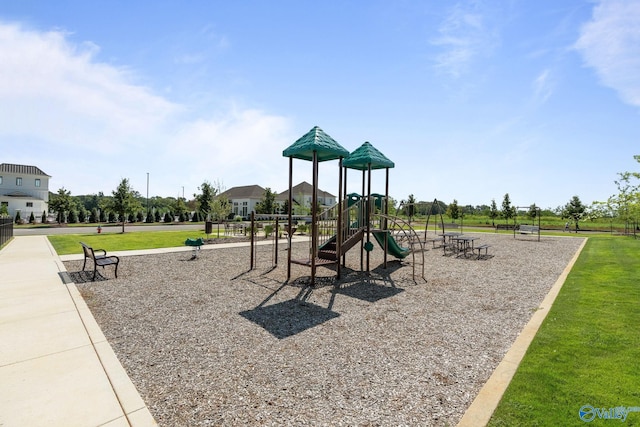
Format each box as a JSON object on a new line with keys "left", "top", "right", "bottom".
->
{"left": 80, "top": 242, "right": 120, "bottom": 281}
{"left": 472, "top": 244, "right": 491, "bottom": 260}
{"left": 496, "top": 224, "right": 515, "bottom": 231}
{"left": 517, "top": 225, "right": 539, "bottom": 235}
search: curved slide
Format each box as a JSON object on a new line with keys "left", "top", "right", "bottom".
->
{"left": 371, "top": 230, "right": 411, "bottom": 259}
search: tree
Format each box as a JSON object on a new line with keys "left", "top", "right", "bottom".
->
{"left": 403, "top": 194, "right": 416, "bottom": 223}
{"left": 447, "top": 199, "right": 460, "bottom": 222}
{"left": 255, "top": 187, "right": 277, "bottom": 214}
{"left": 563, "top": 195, "right": 586, "bottom": 233}
{"left": 195, "top": 181, "right": 216, "bottom": 220}
{"left": 172, "top": 197, "right": 188, "bottom": 220}
{"left": 527, "top": 203, "right": 539, "bottom": 221}
{"left": 489, "top": 199, "right": 499, "bottom": 226}
{"left": 108, "top": 178, "right": 141, "bottom": 233}
{"left": 501, "top": 193, "right": 515, "bottom": 225}
{"left": 48, "top": 187, "right": 73, "bottom": 224}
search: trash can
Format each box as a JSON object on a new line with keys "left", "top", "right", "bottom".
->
{"left": 205, "top": 221, "right": 213, "bottom": 235}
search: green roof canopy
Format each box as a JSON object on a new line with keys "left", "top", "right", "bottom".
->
{"left": 283, "top": 126, "right": 350, "bottom": 162}
{"left": 343, "top": 141, "right": 395, "bottom": 170}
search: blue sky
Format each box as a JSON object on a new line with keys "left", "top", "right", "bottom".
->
{"left": 1, "top": 1, "right": 639, "bottom": 210}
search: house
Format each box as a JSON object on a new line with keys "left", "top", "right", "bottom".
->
{"left": 276, "top": 181, "right": 337, "bottom": 210}
{"left": 219, "top": 181, "right": 337, "bottom": 219}
{"left": 218, "top": 185, "right": 267, "bottom": 219}
{"left": 0, "top": 163, "right": 51, "bottom": 222}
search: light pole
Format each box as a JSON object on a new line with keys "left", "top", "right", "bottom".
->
{"left": 146, "top": 173, "right": 149, "bottom": 222}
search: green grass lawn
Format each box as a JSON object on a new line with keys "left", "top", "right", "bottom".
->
{"left": 48, "top": 229, "right": 216, "bottom": 255}
{"left": 488, "top": 236, "right": 640, "bottom": 426}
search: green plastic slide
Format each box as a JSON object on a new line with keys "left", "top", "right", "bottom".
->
{"left": 371, "top": 230, "right": 411, "bottom": 259}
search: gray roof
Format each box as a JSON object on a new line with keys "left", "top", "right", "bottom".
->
{"left": 0, "top": 163, "right": 50, "bottom": 176}
{"left": 218, "top": 185, "right": 266, "bottom": 199}
{"left": 277, "top": 181, "right": 335, "bottom": 201}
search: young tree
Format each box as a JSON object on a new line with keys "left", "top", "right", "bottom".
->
{"left": 255, "top": 187, "right": 277, "bottom": 214}
{"left": 108, "top": 178, "right": 141, "bottom": 233}
{"left": 501, "top": 193, "right": 515, "bottom": 225}
{"left": 403, "top": 194, "right": 416, "bottom": 223}
{"left": 489, "top": 199, "right": 499, "bottom": 226}
{"left": 527, "top": 203, "right": 539, "bottom": 221}
{"left": 48, "top": 187, "right": 73, "bottom": 224}
{"left": 563, "top": 195, "right": 586, "bottom": 233}
{"left": 195, "top": 181, "right": 216, "bottom": 220}
{"left": 447, "top": 199, "right": 460, "bottom": 222}
{"left": 172, "top": 197, "right": 188, "bottom": 220}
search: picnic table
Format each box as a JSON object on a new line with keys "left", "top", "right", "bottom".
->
{"left": 451, "top": 235, "right": 478, "bottom": 257}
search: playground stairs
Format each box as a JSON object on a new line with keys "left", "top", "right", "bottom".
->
{"left": 318, "top": 227, "right": 365, "bottom": 261}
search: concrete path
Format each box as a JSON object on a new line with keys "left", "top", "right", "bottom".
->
{"left": 0, "top": 236, "right": 156, "bottom": 426}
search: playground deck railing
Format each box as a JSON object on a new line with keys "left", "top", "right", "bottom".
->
{"left": 316, "top": 199, "right": 367, "bottom": 254}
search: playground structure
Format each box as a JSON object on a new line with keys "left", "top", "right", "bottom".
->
{"left": 280, "top": 126, "right": 426, "bottom": 286}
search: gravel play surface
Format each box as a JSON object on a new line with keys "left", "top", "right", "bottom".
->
{"left": 64, "top": 232, "right": 584, "bottom": 426}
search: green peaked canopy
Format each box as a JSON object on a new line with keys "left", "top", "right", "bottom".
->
{"left": 282, "top": 126, "right": 350, "bottom": 162}
{"left": 343, "top": 141, "right": 395, "bottom": 170}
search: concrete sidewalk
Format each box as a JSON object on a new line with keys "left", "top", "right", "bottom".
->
{"left": 0, "top": 236, "right": 156, "bottom": 427}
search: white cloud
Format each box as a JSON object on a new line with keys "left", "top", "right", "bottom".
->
{"left": 0, "top": 22, "right": 180, "bottom": 149}
{"left": 532, "top": 68, "right": 555, "bottom": 105}
{"left": 0, "top": 22, "right": 294, "bottom": 197}
{"left": 430, "top": 1, "right": 499, "bottom": 78}
{"left": 574, "top": 0, "right": 640, "bottom": 107}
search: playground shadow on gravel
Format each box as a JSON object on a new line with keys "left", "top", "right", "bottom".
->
{"left": 239, "top": 299, "right": 340, "bottom": 339}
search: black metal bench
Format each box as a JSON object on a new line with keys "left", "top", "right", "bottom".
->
{"left": 517, "top": 225, "right": 539, "bottom": 235}
{"left": 80, "top": 242, "right": 120, "bottom": 281}
{"left": 496, "top": 224, "right": 515, "bottom": 231}
{"left": 472, "top": 244, "right": 491, "bottom": 259}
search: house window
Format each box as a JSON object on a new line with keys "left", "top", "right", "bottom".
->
{"left": 35, "top": 179, "right": 41, "bottom": 187}
{"left": 16, "top": 177, "right": 22, "bottom": 186}
{"left": 26, "top": 202, "right": 33, "bottom": 208}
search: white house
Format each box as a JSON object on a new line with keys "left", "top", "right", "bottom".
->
{"left": 219, "top": 181, "right": 337, "bottom": 219}
{"left": 0, "top": 163, "right": 51, "bottom": 221}
{"left": 218, "top": 185, "right": 267, "bottom": 219}
{"left": 276, "top": 181, "right": 337, "bottom": 208}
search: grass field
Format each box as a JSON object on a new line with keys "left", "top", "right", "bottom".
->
{"left": 488, "top": 236, "right": 640, "bottom": 426}
{"left": 48, "top": 229, "right": 215, "bottom": 255}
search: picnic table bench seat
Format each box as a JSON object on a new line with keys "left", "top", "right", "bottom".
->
{"left": 80, "top": 242, "right": 120, "bottom": 281}
{"left": 472, "top": 243, "right": 491, "bottom": 259}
